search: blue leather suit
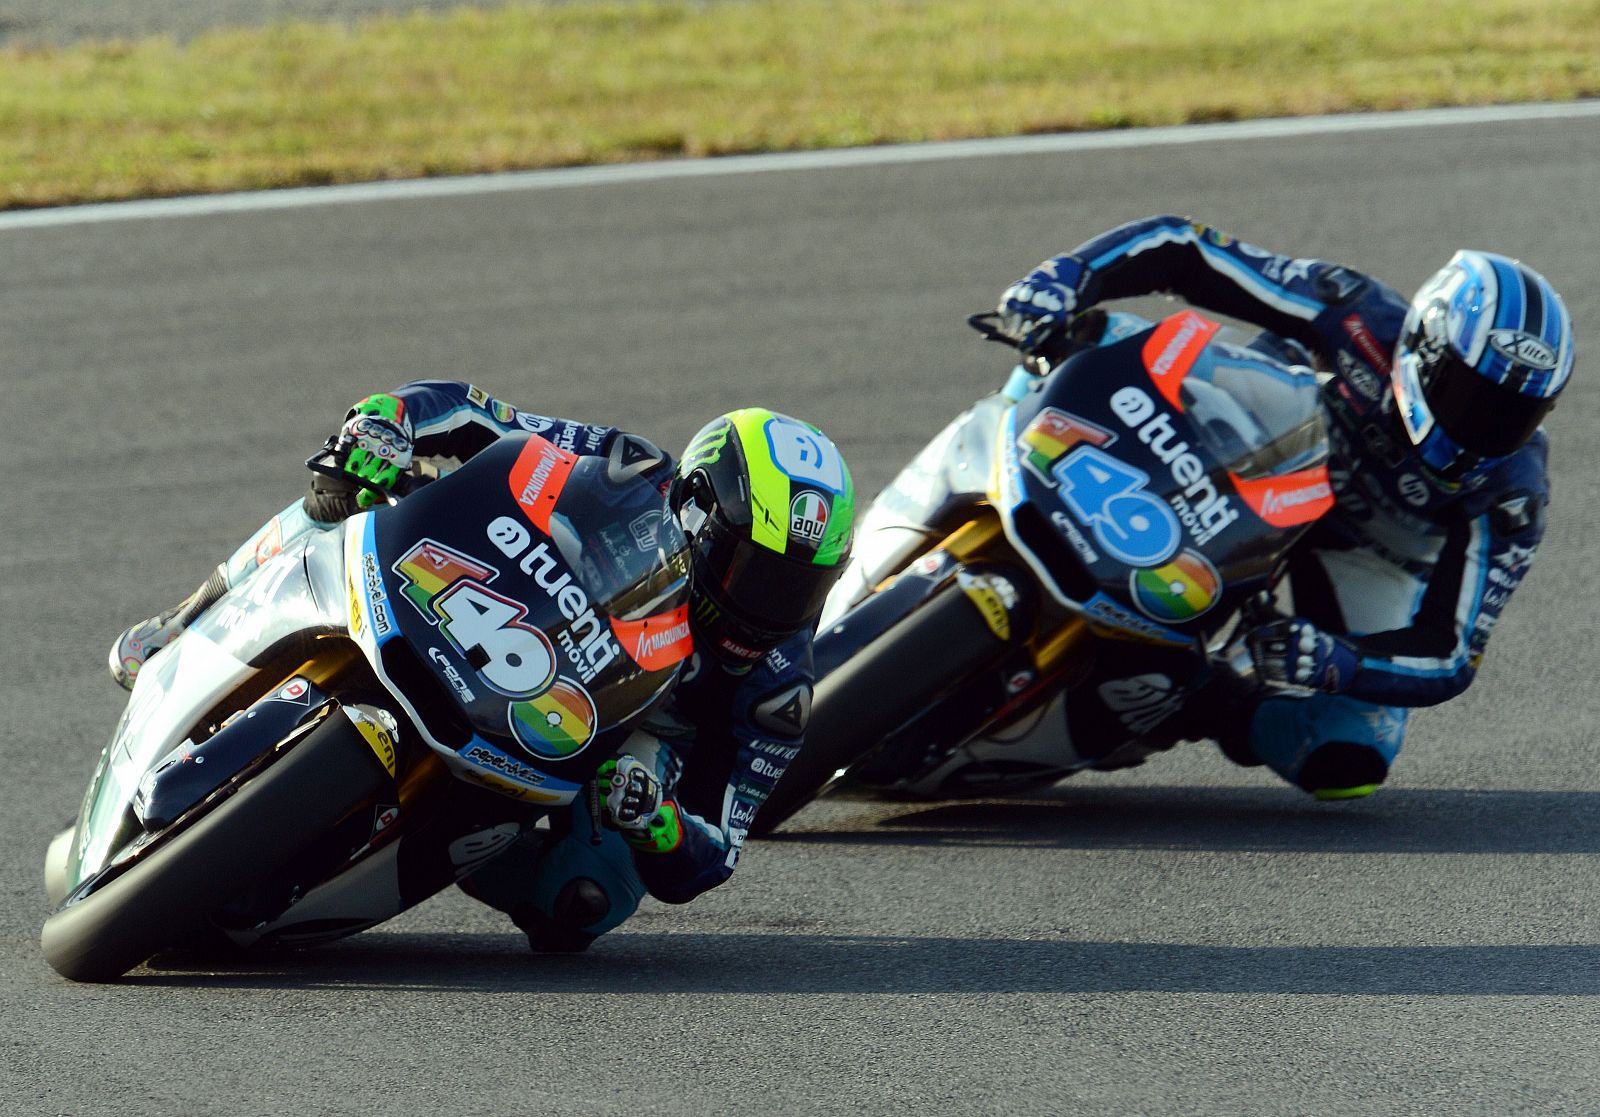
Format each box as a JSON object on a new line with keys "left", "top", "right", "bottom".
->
{"left": 1042, "top": 217, "right": 1549, "bottom": 792}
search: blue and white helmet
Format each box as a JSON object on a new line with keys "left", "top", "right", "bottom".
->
{"left": 1392, "top": 250, "right": 1574, "bottom": 484}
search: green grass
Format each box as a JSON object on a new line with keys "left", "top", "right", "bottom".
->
{"left": 2, "top": 0, "right": 1598, "bottom": 209}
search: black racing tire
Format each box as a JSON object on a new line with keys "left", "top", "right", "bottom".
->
{"left": 41, "top": 713, "right": 390, "bottom": 983}
{"left": 751, "top": 582, "right": 1010, "bottom": 837}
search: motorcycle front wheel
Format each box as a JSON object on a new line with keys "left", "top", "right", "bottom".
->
{"left": 41, "top": 711, "right": 391, "bottom": 983}
{"left": 752, "top": 582, "right": 1009, "bottom": 837}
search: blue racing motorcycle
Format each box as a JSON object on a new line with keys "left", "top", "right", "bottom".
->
{"left": 44, "top": 433, "right": 693, "bottom": 980}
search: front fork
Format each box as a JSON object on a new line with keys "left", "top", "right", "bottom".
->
{"left": 938, "top": 512, "right": 1093, "bottom": 731}
{"left": 818, "top": 506, "right": 1093, "bottom": 749}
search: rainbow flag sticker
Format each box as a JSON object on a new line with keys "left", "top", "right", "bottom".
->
{"left": 1017, "top": 408, "right": 1113, "bottom": 482}
{"left": 509, "top": 679, "right": 598, "bottom": 760}
{"left": 1129, "top": 550, "right": 1221, "bottom": 622}
{"left": 392, "top": 538, "right": 498, "bottom": 621}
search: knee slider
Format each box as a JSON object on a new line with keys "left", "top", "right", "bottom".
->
{"left": 515, "top": 877, "right": 611, "bottom": 954}
{"left": 553, "top": 877, "right": 611, "bottom": 927}
{"left": 1295, "top": 741, "right": 1389, "bottom": 797}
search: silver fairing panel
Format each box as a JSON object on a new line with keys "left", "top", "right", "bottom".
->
{"left": 820, "top": 393, "right": 1008, "bottom": 628}
{"left": 66, "top": 528, "right": 348, "bottom": 893}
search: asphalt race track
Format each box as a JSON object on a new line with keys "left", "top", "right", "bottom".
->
{"left": 4, "top": 108, "right": 1600, "bottom": 1115}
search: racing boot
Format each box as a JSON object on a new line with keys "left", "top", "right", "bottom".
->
{"left": 108, "top": 568, "right": 228, "bottom": 690}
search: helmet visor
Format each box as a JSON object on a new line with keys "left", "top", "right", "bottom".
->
{"left": 692, "top": 514, "right": 842, "bottom": 636}
{"left": 1420, "top": 353, "right": 1555, "bottom": 459}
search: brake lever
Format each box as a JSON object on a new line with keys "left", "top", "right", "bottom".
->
{"left": 967, "top": 309, "right": 1100, "bottom": 370}
{"left": 304, "top": 439, "right": 406, "bottom": 508}
{"left": 967, "top": 311, "right": 1018, "bottom": 346}
{"left": 1211, "top": 591, "right": 1286, "bottom": 693}
{"left": 1239, "top": 590, "right": 1282, "bottom": 629}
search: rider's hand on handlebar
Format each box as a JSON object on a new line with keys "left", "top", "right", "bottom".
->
{"left": 596, "top": 755, "right": 683, "bottom": 853}
{"left": 1246, "top": 617, "right": 1359, "bottom": 693}
{"left": 997, "top": 256, "right": 1089, "bottom": 356}
{"left": 335, "top": 394, "right": 415, "bottom": 508}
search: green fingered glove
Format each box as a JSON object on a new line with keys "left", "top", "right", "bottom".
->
{"left": 595, "top": 756, "right": 683, "bottom": 853}
{"left": 337, "top": 394, "right": 415, "bottom": 508}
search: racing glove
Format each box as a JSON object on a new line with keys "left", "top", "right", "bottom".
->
{"left": 596, "top": 755, "right": 684, "bottom": 853}
{"left": 337, "top": 394, "right": 415, "bottom": 508}
{"left": 1246, "top": 618, "right": 1359, "bottom": 693}
{"left": 997, "top": 254, "right": 1089, "bottom": 355}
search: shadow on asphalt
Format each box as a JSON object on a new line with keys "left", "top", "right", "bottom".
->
{"left": 130, "top": 930, "right": 1600, "bottom": 996}
{"left": 764, "top": 785, "right": 1600, "bottom": 855}
{"left": 101, "top": 784, "right": 1600, "bottom": 995}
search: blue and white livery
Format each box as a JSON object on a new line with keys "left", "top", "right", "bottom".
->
{"left": 1004, "top": 215, "right": 1570, "bottom": 794}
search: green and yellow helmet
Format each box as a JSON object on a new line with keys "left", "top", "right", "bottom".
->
{"left": 671, "top": 408, "right": 855, "bottom": 664}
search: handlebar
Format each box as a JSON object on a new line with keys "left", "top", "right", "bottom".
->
{"left": 1207, "top": 591, "right": 1290, "bottom": 694}
{"left": 304, "top": 437, "right": 410, "bottom": 508}
{"left": 966, "top": 307, "right": 1110, "bottom": 376}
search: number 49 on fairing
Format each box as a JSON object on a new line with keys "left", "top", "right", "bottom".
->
{"left": 433, "top": 581, "right": 557, "bottom": 697}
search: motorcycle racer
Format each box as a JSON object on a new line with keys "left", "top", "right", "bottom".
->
{"left": 108, "top": 380, "right": 855, "bottom": 951}
{"left": 996, "top": 216, "right": 1573, "bottom": 799}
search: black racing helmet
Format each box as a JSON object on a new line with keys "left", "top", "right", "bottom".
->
{"left": 670, "top": 408, "right": 856, "bottom": 665}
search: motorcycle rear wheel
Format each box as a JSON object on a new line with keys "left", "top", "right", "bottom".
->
{"left": 41, "top": 713, "right": 390, "bottom": 983}
{"left": 752, "top": 582, "right": 1009, "bottom": 837}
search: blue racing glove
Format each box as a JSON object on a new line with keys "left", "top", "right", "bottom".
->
{"left": 997, "top": 254, "right": 1089, "bottom": 354}
{"left": 337, "top": 394, "right": 415, "bottom": 508}
{"left": 1247, "top": 618, "right": 1359, "bottom": 693}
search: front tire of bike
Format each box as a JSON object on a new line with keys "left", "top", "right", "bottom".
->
{"left": 41, "top": 713, "right": 389, "bottom": 983}
{"left": 752, "top": 582, "right": 1009, "bottom": 837}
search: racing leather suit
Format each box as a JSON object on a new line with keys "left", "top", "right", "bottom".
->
{"left": 1037, "top": 216, "right": 1549, "bottom": 792}
{"left": 216, "top": 379, "right": 813, "bottom": 940}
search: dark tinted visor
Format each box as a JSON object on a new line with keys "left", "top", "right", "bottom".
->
{"left": 693, "top": 514, "right": 840, "bottom": 634}
{"left": 1424, "top": 355, "right": 1553, "bottom": 458}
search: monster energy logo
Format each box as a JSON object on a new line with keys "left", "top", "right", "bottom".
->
{"left": 682, "top": 421, "right": 733, "bottom": 469}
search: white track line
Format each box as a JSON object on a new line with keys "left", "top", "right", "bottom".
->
{"left": 5, "top": 100, "right": 1598, "bottom": 231}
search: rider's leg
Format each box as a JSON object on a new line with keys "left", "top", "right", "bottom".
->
{"left": 1215, "top": 541, "right": 1416, "bottom": 797}
{"left": 458, "top": 802, "right": 647, "bottom": 953}
{"left": 109, "top": 498, "right": 336, "bottom": 689}
{"left": 1240, "top": 691, "right": 1408, "bottom": 799}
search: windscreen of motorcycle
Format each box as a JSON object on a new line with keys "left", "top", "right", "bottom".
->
{"left": 998, "top": 310, "right": 1332, "bottom": 644}
{"left": 356, "top": 434, "right": 692, "bottom": 803}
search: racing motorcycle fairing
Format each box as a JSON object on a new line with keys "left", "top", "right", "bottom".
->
{"left": 778, "top": 311, "right": 1336, "bottom": 810}
{"left": 67, "top": 528, "right": 351, "bottom": 892}
{"left": 59, "top": 432, "right": 692, "bottom": 922}
{"left": 821, "top": 393, "right": 1008, "bottom": 630}
{"left": 995, "top": 310, "right": 1331, "bottom": 646}
{"left": 346, "top": 433, "right": 693, "bottom": 805}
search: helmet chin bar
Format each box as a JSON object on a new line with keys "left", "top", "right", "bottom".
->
{"left": 1419, "top": 443, "right": 1482, "bottom": 488}
{"left": 688, "top": 590, "right": 780, "bottom": 665}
